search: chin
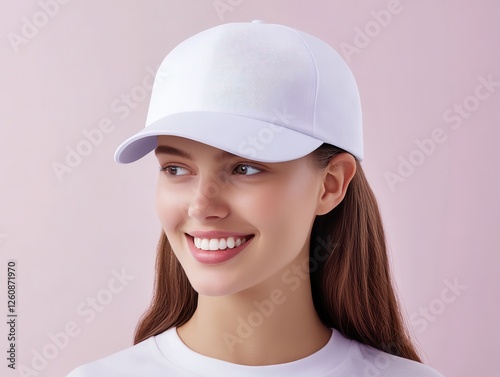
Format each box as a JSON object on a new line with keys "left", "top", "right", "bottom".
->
{"left": 185, "top": 268, "right": 251, "bottom": 297}
{"left": 190, "top": 281, "right": 244, "bottom": 297}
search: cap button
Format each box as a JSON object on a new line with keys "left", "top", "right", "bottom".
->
{"left": 251, "top": 20, "right": 265, "bottom": 24}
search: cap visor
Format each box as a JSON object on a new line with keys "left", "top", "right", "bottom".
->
{"left": 114, "top": 112, "right": 323, "bottom": 164}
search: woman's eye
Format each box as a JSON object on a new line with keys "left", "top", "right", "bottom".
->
{"left": 232, "top": 164, "right": 262, "bottom": 176}
{"left": 160, "top": 165, "right": 190, "bottom": 176}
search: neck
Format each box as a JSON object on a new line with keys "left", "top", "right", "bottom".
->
{"left": 177, "top": 267, "right": 331, "bottom": 366}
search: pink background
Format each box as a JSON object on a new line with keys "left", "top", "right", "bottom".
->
{"left": 1, "top": 1, "right": 499, "bottom": 376}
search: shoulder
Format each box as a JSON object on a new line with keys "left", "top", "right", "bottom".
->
{"left": 346, "top": 338, "right": 445, "bottom": 377}
{"left": 66, "top": 330, "right": 189, "bottom": 377}
{"left": 66, "top": 337, "right": 154, "bottom": 377}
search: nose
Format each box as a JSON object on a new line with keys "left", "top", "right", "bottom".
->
{"left": 187, "top": 174, "right": 229, "bottom": 221}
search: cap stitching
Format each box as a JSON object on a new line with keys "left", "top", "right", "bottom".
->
{"left": 283, "top": 26, "right": 320, "bottom": 139}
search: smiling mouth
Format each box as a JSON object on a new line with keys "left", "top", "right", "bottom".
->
{"left": 188, "top": 235, "right": 254, "bottom": 251}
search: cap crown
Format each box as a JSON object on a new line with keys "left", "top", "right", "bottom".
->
{"left": 147, "top": 21, "right": 363, "bottom": 160}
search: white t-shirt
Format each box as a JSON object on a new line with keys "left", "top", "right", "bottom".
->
{"left": 67, "top": 328, "right": 444, "bottom": 376}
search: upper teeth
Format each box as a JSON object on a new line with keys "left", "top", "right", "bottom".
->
{"left": 194, "top": 237, "right": 247, "bottom": 251}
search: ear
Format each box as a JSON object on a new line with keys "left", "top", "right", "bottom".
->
{"left": 316, "top": 153, "right": 357, "bottom": 216}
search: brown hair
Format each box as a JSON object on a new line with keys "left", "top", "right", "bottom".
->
{"left": 133, "top": 144, "right": 421, "bottom": 362}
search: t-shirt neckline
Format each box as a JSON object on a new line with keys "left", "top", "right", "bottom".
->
{"left": 154, "top": 327, "right": 353, "bottom": 376}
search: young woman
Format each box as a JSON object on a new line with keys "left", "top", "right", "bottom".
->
{"left": 68, "top": 21, "right": 444, "bottom": 376}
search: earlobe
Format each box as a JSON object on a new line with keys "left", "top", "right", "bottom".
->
{"left": 316, "top": 154, "right": 357, "bottom": 215}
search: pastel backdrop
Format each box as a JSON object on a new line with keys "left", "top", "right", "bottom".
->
{"left": 1, "top": 1, "right": 499, "bottom": 376}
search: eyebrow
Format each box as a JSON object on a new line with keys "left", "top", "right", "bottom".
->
{"left": 155, "top": 145, "right": 192, "bottom": 159}
{"left": 154, "top": 145, "right": 239, "bottom": 161}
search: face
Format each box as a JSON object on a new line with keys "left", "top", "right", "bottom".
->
{"left": 155, "top": 135, "right": 326, "bottom": 297}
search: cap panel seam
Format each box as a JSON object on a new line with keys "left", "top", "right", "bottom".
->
{"left": 284, "top": 27, "right": 320, "bottom": 139}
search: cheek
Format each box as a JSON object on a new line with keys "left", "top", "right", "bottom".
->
{"left": 241, "top": 175, "right": 319, "bottom": 241}
{"left": 156, "top": 183, "right": 187, "bottom": 233}
{"left": 266, "top": 173, "right": 319, "bottom": 217}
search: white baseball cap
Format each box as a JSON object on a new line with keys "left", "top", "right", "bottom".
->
{"left": 114, "top": 20, "right": 363, "bottom": 163}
